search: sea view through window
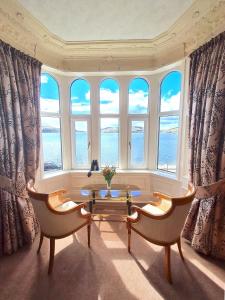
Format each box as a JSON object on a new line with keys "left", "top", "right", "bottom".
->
{"left": 40, "top": 70, "right": 182, "bottom": 174}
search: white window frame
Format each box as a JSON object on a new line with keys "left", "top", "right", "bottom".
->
{"left": 40, "top": 72, "right": 63, "bottom": 175}
{"left": 70, "top": 78, "right": 92, "bottom": 169}
{"left": 71, "top": 117, "right": 91, "bottom": 169}
{"left": 99, "top": 116, "right": 120, "bottom": 168}
{"left": 99, "top": 78, "right": 120, "bottom": 167}
{"left": 127, "top": 77, "right": 150, "bottom": 169}
{"left": 40, "top": 61, "right": 186, "bottom": 181}
{"left": 128, "top": 117, "right": 149, "bottom": 169}
{"left": 156, "top": 70, "right": 182, "bottom": 175}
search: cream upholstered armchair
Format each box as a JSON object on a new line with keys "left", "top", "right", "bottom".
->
{"left": 127, "top": 183, "right": 196, "bottom": 283}
{"left": 27, "top": 180, "right": 91, "bottom": 274}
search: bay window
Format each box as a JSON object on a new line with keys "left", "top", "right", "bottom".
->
{"left": 40, "top": 65, "right": 184, "bottom": 178}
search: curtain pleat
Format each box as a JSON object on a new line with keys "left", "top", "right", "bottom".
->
{"left": 0, "top": 40, "right": 42, "bottom": 255}
{"left": 182, "top": 32, "right": 225, "bottom": 259}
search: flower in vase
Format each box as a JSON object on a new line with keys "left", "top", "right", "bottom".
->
{"left": 102, "top": 166, "right": 116, "bottom": 187}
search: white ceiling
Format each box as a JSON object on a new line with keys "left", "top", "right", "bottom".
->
{"left": 18, "top": 0, "right": 193, "bottom": 42}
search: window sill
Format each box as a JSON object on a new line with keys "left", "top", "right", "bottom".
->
{"left": 150, "top": 170, "right": 178, "bottom": 180}
{"left": 41, "top": 169, "right": 178, "bottom": 181}
{"left": 42, "top": 170, "right": 69, "bottom": 179}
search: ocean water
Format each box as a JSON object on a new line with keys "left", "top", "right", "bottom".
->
{"left": 42, "top": 132, "right": 178, "bottom": 172}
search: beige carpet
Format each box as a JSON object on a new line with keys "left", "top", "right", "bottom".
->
{"left": 0, "top": 220, "right": 224, "bottom": 300}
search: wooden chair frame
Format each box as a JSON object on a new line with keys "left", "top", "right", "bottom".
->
{"left": 127, "top": 183, "right": 196, "bottom": 283}
{"left": 27, "top": 181, "right": 92, "bottom": 274}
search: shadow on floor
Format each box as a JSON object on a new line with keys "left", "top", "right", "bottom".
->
{"left": 0, "top": 220, "right": 224, "bottom": 300}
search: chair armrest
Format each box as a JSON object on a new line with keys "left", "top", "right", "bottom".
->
{"left": 48, "top": 190, "right": 69, "bottom": 208}
{"left": 49, "top": 189, "right": 67, "bottom": 197}
{"left": 81, "top": 207, "right": 92, "bottom": 220}
{"left": 153, "top": 192, "right": 172, "bottom": 200}
{"left": 128, "top": 203, "right": 173, "bottom": 222}
{"left": 59, "top": 197, "right": 72, "bottom": 204}
{"left": 149, "top": 198, "right": 172, "bottom": 213}
{"left": 47, "top": 201, "right": 88, "bottom": 216}
{"left": 148, "top": 199, "right": 162, "bottom": 206}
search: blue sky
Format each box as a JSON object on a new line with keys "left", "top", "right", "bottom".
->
{"left": 40, "top": 72, "right": 181, "bottom": 129}
{"left": 160, "top": 71, "right": 181, "bottom": 112}
{"left": 128, "top": 78, "right": 149, "bottom": 114}
{"left": 41, "top": 73, "right": 59, "bottom": 100}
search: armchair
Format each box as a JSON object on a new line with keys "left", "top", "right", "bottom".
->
{"left": 27, "top": 180, "right": 91, "bottom": 274}
{"left": 127, "top": 183, "right": 196, "bottom": 283}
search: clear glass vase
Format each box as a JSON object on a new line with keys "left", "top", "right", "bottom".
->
{"left": 106, "top": 180, "right": 111, "bottom": 190}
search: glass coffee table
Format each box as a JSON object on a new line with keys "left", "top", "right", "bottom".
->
{"left": 80, "top": 184, "right": 141, "bottom": 219}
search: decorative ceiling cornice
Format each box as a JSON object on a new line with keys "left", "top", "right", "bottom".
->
{"left": 0, "top": 0, "right": 225, "bottom": 71}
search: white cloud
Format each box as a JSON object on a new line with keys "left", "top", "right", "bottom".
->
{"left": 71, "top": 103, "right": 90, "bottom": 114}
{"left": 100, "top": 88, "right": 119, "bottom": 114}
{"left": 41, "top": 74, "right": 48, "bottom": 84}
{"left": 40, "top": 98, "right": 59, "bottom": 113}
{"left": 161, "top": 92, "right": 180, "bottom": 112}
{"left": 85, "top": 91, "right": 90, "bottom": 100}
{"left": 71, "top": 96, "right": 79, "bottom": 100}
{"left": 71, "top": 91, "right": 90, "bottom": 102}
{"left": 129, "top": 90, "right": 148, "bottom": 112}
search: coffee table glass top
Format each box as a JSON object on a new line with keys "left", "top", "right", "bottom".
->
{"left": 80, "top": 184, "right": 141, "bottom": 199}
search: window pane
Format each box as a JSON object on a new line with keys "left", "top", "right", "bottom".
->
{"left": 128, "top": 78, "right": 149, "bottom": 114}
{"left": 100, "top": 79, "right": 119, "bottom": 114}
{"left": 41, "top": 117, "right": 62, "bottom": 172}
{"left": 74, "top": 121, "right": 89, "bottom": 167}
{"left": 40, "top": 73, "right": 59, "bottom": 113}
{"left": 160, "top": 71, "right": 181, "bottom": 112}
{"left": 157, "top": 116, "right": 179, "bottom": 173}
{"left": 100, "top": 118, "right": 119, "bottom": 166}
{"left": 130, "top": 121, "right": 145, "bottom": 168}
{"left": 71, "top": 79, "right": 90, "bottom": 115}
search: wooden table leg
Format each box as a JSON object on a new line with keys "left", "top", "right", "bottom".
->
{"left": 89, "top": 200, "right": 93, "bottom": 213}
{"left": 127, "top": 200, "right": 131, "bottom": 215}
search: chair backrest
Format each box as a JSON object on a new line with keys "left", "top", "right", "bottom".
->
{"left": 27, "top": 181, "right": 87, "bottom": 238}
{"left": 161, "top": 183, "right": 196, "bottom": 242}
{"left": 27, "top": 180, "right": 52, "bottom": 234}
{"left": 135, "top": 183, "right": 196, "bottom": 243}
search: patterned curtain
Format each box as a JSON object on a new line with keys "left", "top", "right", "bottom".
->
{"left": 182, "top": 32, "right": 225, "bottom": 260}
{"left": 0, "top": 40, "right": 42, "bottom": 255}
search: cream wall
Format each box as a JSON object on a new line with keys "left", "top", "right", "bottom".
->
{"left": 1, "top": 0, "right": 225, "bottom": 71}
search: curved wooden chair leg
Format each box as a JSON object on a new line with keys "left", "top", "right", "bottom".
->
{"left": 87, "top": 224, "right": 91, "bottom": 248}
{"left": 177, "top": 238, "right": 184, "bottom": 261}
{"left": 128, "top": 225, "right": 131, "bottom": 253}
{"left": 37, "top": 232, "right": 44, "bottom": 254}
{"left": 48, "top": 238, "right": 55, "bottom": 274}
{"left": 164, "top": 245, "right": 172, "bottom": 284}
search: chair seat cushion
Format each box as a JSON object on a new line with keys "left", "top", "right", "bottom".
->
{"left": 142, "top": 203, "right": 165, "bottom": 216}
{"left": 55, "top": 201, "right": 77, "bottom": 212}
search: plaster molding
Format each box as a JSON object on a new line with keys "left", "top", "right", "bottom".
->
{"left": 0, "top": 0, "right": 225, "bottom": 71}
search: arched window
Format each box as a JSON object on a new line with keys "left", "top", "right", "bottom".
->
{"left": 71, "top": 79, "right": 91, "bottom": 168}
{"left": 100, "top": 78, "right": 119, "bottom": 114}
{"left": 128, "top": 78, "right": 149, "bottom": 114}
{"left": 71, "top": 79, "right": 91, "bottom": 115}
{"left": 40, "top": 73, "right": 60, "bottom": 113}
{"left": 128, "top": 78, "right": 149, "bottom": 168}
{"left": 160, "top": 71, "right": 181, "bottom": 112}
{"left": 157, "top": 71, "right": 182, "bottom": 173}
{"left": 99, "top": 79, "right": 119, "bottom": 166}
{"left": 40, "top": 73, "right": 62, "bottom": 172}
